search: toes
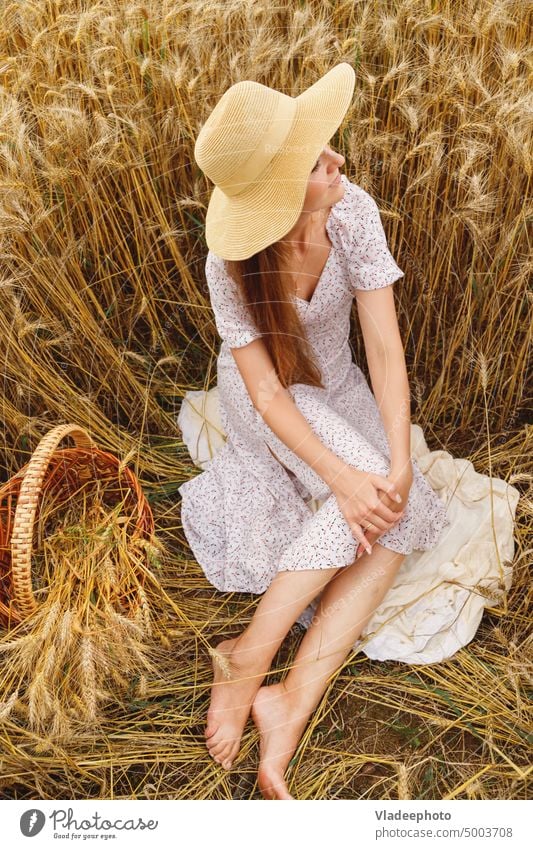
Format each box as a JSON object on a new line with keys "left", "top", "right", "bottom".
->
{"left": 206, "top": 733, "right": 220, "bottom": 749}
{"left": 216, "top": 741, "right": 239, "bottom": 771}
{"left": 208, "top": 739, "right": 230, "bottom": 758}
{"left": 205, "top": 727, "right": 224, "bottom": 747}
{"left": 220, "top": 742, "right": 236, "bottom": 763}
{"left": 214, "top": 742, "right": 234, "bottom": 763}
{"left": 207, "top": 737, "right": 238, "bottom": 770}
{"left": 226, "top": 740, "right": 239, "bottom": 766}
{"left": 205, "top": 722, "right": 219, "bottom": 739}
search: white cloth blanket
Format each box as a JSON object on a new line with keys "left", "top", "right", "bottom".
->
{"left": 178, "top": 386, "right": 520, "bottom": 664}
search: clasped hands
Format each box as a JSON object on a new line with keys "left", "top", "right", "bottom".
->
{"left": 329, "top": 461, "right": 413, "bottom": 559}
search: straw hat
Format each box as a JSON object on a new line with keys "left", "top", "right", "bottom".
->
{"left": 194, "top": 62, "right": 356, "bottom": 260}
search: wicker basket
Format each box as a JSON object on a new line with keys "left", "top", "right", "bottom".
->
{"left": 0, "top": 424, "right": 155, "bottom": 629}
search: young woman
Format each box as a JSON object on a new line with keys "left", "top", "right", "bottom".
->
{"left": 178, "top": 63, "right": 450, "bottom": 799}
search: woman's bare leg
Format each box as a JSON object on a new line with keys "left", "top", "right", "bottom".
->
{"left": 252, "top": 542, "right": 405, "bottom": 799}
{"left": 205, "top": 564, "right": 342, "bottom": 769}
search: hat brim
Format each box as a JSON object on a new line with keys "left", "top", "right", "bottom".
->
{"left": 204, "top": 62, "right": 356, "bottom": 260}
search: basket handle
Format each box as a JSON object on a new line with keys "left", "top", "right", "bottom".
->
{"left": 11, "top": 424, "right": 96, "bottom": 619}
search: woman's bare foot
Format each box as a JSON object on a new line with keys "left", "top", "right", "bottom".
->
{"left": 252, "top": 681, "right": 311, "bottom": 800}
{"left": 205, "top": 636, "right": 268, "bottom": 770}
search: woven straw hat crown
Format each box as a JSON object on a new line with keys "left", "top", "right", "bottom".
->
{"left": 195, "top": 81, "right": 298, "bottom": 197}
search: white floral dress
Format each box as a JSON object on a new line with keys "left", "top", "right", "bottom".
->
{"left": 178, "top": 176, "right": 450, "bottom": 594}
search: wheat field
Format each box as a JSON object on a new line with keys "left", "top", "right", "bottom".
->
{"left": 0, "top": 0, "right": 531, "bottom": 801}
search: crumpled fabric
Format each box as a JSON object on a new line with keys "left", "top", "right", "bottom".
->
{"left": 178, "top": 386, "right": 520, "bottom": 665}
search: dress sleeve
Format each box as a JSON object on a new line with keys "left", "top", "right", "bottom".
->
{"left": 347, "top": 189, "right": 404, "bottom": 291}
{"left": 204, "top": 250, "right": 263, "bottom": 348}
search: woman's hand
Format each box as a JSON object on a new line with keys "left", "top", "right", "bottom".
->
{"left": 329, "top": 463, "right": 406, "bottom": 555}
{"left": 354, "top": 463, "right": 413, "bottom": 559}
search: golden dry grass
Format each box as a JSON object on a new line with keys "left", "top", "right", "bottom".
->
{"left": 0, "top": 0, "right": 531, "bottom": 799}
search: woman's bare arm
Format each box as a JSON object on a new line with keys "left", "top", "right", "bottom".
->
{"left": 230, "top": 338, "right": 403, "bottom": 548}
{"left": 230, "top": 339, "right": 345, "bottom": 489}
{"left": 355, "top": 286, "right": 413, "bottom": 479}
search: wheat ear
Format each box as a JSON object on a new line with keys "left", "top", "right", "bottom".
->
{"left": 207, "top": 645, "right": 232, "bottom": 680}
